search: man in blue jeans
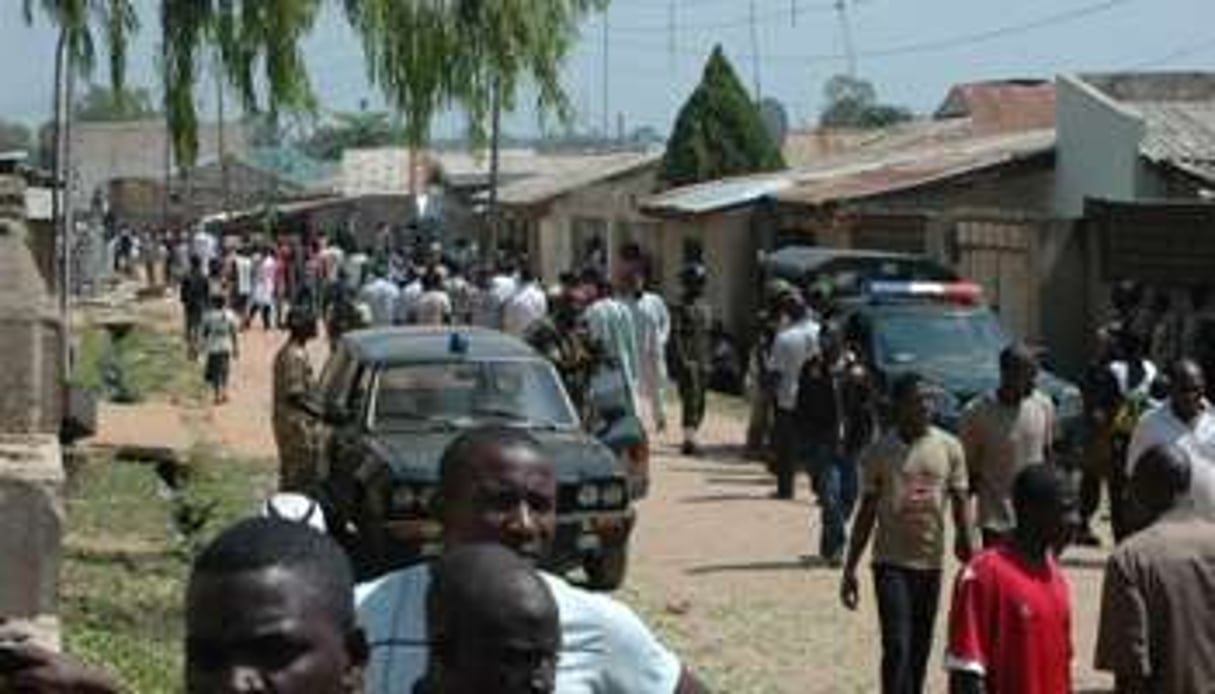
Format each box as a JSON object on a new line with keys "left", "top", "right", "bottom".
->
{"left": 840, "top": 373, "right": 976, "bottom": 694}
{"left": 796, "top": 325, "right": 858, "bottom": 564}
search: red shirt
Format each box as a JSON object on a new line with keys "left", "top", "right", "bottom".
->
{"left": 946, "top": 545, "right": 1072, "bottom": 694}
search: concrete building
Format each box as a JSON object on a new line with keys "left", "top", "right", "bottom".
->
{"left": 70, "top": 119, "right": 248, "bottom": 211}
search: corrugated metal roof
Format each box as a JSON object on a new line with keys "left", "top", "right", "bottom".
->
{"left": 935, "top": 80, "right": 1056, "bottom": 133}
{"left": 1078, "top": 73, "right": 1215, "bottom": 185}
{"left": 645, "top": 129, "right": 1054, "bottom": 216}
{"left": 641, "top": 171, "right": 794, "bottom": 216}
{"left": 341, "top": 147, "right": 659, "bottom": 199}
{"left": 1133, "top": 101, "right": 1215, "bottom": 183}
{"left": 775, "top": 129, "right": 1054, "bottom": 207}
{"left": 495, "top": 151, "right": 660, "bottom": 206}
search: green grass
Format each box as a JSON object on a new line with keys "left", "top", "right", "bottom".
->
{"left": 62, "top": 454, "right": 275, "bottom": 693}
{"left": 72, "top": 324, "right": 206, "bottom": 404}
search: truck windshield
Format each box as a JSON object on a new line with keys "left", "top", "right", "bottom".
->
{"left": 874, "top": 310, "right": 1007, "bottom": 375}
{"left": 369, "top": 360, "right": 579, "bottom": 431}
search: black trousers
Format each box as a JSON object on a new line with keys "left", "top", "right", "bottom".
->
{"left": 676, "top": 366, "right": 707, "bottom": 430}
{"left": 773, "top": 408, "right": 808, "bottom": 498}
{"left": 873, "top": 564, "right": 942, "bottom": 694}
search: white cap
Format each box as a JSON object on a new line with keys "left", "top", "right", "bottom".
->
{"left": 259, "top": 493, "right": 328, "bottom": 534}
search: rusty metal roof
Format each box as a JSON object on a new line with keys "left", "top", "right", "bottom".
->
{"left": 935, "top": 79, "right": 1056, "bottom": 133}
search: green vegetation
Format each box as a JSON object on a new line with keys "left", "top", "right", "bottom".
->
{"left": 818, "top": 74, "right": 914, "bottom": 129}
{"left": 660, "top": 45, "right": 786, "bottom": 189}
{"left": 73, "top": 324, "right": 206, "bottom": 404}
{"left": 74, "top": 82, "right": 159, "bottom": 122}
{"left": 62, "top": 452, "right": 276, "bottom": 693}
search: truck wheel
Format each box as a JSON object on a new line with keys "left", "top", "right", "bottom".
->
{"left": 584, "top": 545, "right": 629, "bottom": 591}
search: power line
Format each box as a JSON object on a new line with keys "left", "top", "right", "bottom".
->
{"left": 607, "top": 0, "right": 1141, "bottom": 65}
{"left": 1126, "top": 37, "right": 1215, "bottom": 70}
{"left": 611, "top": 0, "right": 836, "bottom": 34}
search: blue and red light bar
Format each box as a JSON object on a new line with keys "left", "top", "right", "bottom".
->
{"left": 867, "top": 281, "right": 984, "bottom": 305}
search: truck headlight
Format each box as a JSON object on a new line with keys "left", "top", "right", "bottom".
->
{"left": 577, "top": 483, "right": 601, "bottom": 508}
{"left": 600, "top": 482, "right": 626, "bottom": 508}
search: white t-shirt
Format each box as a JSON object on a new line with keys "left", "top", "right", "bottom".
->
{"left": 356, "top": 563, "right": 681, "bottom": 694}
{"left": 233, "top": 255, "right": 254, "bottom": 296}
{"left": 1127, "top": 403, "right": 1215, "bottom": 518}
{"left": 359, "top": 279, "right": 401, "bottom": 327}
{"left": 502, "top": 282, "right": 549, "bottom": 336}
{"left": 766, "top": 316, "right": 821, "bottom": 411}
{"left": 414, "top": 290, "right": 452, "bottom": 326}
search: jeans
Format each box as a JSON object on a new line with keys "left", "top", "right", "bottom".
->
{"left": 873, "top": 564, "right": 942, "bottom": 694}
{"left": 808, "top": 442, "right": 857, "bottom": 559}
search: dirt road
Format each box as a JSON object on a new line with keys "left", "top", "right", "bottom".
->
{"left": 96, "top": 298, "right": 1115, "bottom": 693}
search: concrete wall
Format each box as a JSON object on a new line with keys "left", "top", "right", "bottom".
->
{"left": 1054, "top": 75, "right": 1147, "bottom": 218}
{"left": 653, "top": 210, "right": 757, "bottom": 340}
{"left": 513, "top": 166, "right": 660, "bottom": 283}
{"left": 71, "top": 120, "right": 247, "bottom": 211}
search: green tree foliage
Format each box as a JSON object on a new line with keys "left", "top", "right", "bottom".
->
{"left": 161, "top": 0, "right": 323, "bottom": 166}
{"left": 22, "top": 0, "right": 139, "bottom": 93}
{"left": 74, "top": 82, "right": 158, "bottom": 121}
{"left": 300, "top": 110, "right": 403, "bottom": 161}
{"left": 344, "top": 0, "right": 605, "bottom": 150}
{"left": 660, "top": 45, "right": 786, "bottom": 188}
{"left": 0, "top": 120, "right": 34, "bottom": 152}
{"left": 818, "top": 74, "right": 913, "bottom": 129}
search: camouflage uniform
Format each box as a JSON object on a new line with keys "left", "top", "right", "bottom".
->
{"left": 671, "top": 298, "right": 712, "bottom": 431}
{"left": 273, "top": 342, "right": 317, "bottom": 492}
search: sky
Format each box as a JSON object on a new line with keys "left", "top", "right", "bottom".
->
{"left": 1, "top": 0, "right": 1212, "bottom": 139}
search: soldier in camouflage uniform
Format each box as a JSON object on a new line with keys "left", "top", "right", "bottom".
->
{"left": 671, "top": 263, "right": 712, "bottom": 456}
{"left": 274, "top": 309, "right": 319, "bottom": 492}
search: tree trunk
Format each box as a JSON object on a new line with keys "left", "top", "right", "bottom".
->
{"left": 487, "top": 78, "right": 502, "bottom": 257}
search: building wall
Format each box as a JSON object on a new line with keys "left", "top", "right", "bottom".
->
{"left": 653, "top": 210, "right": 757, "bottom": 340}
{"left": 70, "top": 120, "right": 248, "bottom": 211}
{"left": 1054, "top": 75, "right": 1146, "bottom": 218}
{"left": 517, "top": 167, "right": 660, "bottom": 282}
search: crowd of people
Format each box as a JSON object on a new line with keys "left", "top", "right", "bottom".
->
{"left": 9, "top": 216, "right": 1215, "bottom": 693}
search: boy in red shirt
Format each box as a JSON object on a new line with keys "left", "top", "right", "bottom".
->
{"left": 945, "top": 464, "right": 1076, "bottom": 694}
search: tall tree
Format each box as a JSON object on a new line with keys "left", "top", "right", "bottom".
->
{"left": 660, "top": 45, "right": 785, "bottom": 189}
{"left": 343, "top": 0, "right": 605, "bottom": 157}
{"left": 160, "top": 0, "right": 323, "bottom": 166}
{"left": 818, "top": 74, "right": 913, "bottom": 129}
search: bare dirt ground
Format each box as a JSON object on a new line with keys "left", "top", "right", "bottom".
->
{"left": 94, "top": 297, "right": 1115, "bottom": 693}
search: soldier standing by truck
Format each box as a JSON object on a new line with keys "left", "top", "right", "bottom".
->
{"left": 670, "top": 262, "right": 712, "bottom": 456}
{"left": 274, "top": 310, "right": 319, "bottom": 492}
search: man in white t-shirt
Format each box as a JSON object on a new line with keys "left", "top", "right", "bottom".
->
{"left": 502, "top": 268, "right": 549, "bottom": 337}
{"left": 356, "top": 426, "right": 707, "bottom": 694}
{"left": 766, "top": 292, "right": 820, "bottom": 499}
{"left": 1127, "top": 359, "right": 1215, "bottom": 518}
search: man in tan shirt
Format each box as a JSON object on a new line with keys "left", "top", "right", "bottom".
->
{"left": 960, "top": 344, "right": 1055, "bottom": 547}
{"left": 840, "top": 372, "right": 975, "bottom": 694}
{"left": 1096, "top": 443, "right": 1215, "bottom": 693}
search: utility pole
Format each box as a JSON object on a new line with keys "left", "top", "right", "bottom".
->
{"left": 749, "top": 0, "right": 762, "bottom": 99}
{"left": 216, "top": 59, "right": 230, "bottom": 218}
{"left": 162, "top": 50, "right": 171, "bottom": 230}
{"left": 835, "top": 0, "right": 858, "bottom": 77}
{"left": 601, "top": 7, "right": 610, "bottom": 138}
{"left": 667, "top": 0, "right": 677, "bottom": 74}
{"left": 59, "top": 35, "right": 77, "bottom": 379}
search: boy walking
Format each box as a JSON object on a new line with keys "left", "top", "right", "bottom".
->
{"left": 840, "top": 373, "right": 974, "bottom": 694}
{"left": 200, "top": 294, "right": 240, "bottom": 404}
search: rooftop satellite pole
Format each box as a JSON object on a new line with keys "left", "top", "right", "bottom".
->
{"left": 835, "top": 0, "right": 859, "bottom": 77}
{"left": 749, "top": 0, "right": 762, "bottom": 99}
{"left": 602, "top": 7, "right": 610, "bottom": 138}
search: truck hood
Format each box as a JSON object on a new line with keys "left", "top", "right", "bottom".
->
{"left": 370, "top": 427, "right": 622, "bottom": 484}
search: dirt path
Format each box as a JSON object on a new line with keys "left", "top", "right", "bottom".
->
{"left": 90, "top": 298, "right": 1115, "bottom": 693}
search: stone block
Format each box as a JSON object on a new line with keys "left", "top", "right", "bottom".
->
{"left": 0, "top": 435, "right": 63, "bottom": 620}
